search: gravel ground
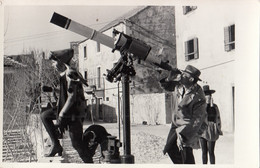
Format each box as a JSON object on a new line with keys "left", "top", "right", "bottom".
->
{"left": 41, "top": 123, "right": 234, "bottom": 164}
{"left": 127, "top": 131, "right": 168, "bottom": 163}
{"left": 62, "top": 123, "right": 169, "bottom": 164}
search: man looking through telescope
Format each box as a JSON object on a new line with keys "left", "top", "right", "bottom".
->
{"left": 40, "top": 49, "right": 93, "bottom": 163}
{"left": 160, "top": 65, "right": 208, "bottom": 164}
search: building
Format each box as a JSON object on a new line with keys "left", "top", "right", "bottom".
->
{"left": 78, "top": 6, "right": 176, "bottom": 124}
{"left": 175, "top": 5, "right": 237, "bottom": 133}
{"left": 70, "top": 41, "right": 81, "bottom": 70}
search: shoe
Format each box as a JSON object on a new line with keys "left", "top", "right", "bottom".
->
{"left": 44, "top": 145, "right": 63, "bottom": 157}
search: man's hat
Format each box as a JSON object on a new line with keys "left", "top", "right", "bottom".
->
{"left": 49, "top": 49, "right": 74, "bottom": 65}
{"left": 183, "top": 65, "right": 201, "bottom": 81}
{"left": 203, "top": 85, "right": 216, "bottom": 95}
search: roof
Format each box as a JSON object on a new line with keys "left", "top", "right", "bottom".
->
{"left": 79, "top": 6, "right": 148, "bottom": 44}
{"left": 4, "top": 57, "right": 27, "bottom": 68}
{"left": 99, "top": 6, "right": 148, "bottom": 32}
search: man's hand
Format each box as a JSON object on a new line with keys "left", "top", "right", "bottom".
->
{"left": 57, "top": 116, "right": 69, "bottom": 135}
{"left": 166, "top": 69, "right": 182, "bottom": 82}
{"left": 176, "top": 133, "right": 183, "bottom": 151}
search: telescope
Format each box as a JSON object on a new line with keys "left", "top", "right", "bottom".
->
{"left": 50, "top": 12, "right": 180, "bottom": 164}
{"left": 50, "top": 12, "right": 180, "bottom": 74}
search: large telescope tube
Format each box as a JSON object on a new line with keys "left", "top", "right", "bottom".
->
{"left": 50, "top": 12, "right": 177, "bottom": 72}
{"left": 50, "top": 12, "right": 115, "bottom": 49}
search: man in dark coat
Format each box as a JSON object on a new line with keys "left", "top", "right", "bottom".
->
{"left": 160, "top": 65, "right": 207, "bottom": 164}
{"left": 40, "top": 49, "right": 92, "bottom": 163}
{"left": 82, "top": 124, "right": 112, "bottom": 160}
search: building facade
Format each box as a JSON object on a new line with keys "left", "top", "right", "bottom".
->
{"left": 78, "top": 6, "right": 177, "bottom": 124}
{"left": 175, "top": 5, "right": 237, "bottom": 133}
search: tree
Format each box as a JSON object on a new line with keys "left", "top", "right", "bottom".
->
{"left": 3, "top": 49, "right": 58, "bottom": 162}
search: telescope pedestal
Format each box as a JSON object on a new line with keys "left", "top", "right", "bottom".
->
{"left": 121, "top": 154, "right": 135, "bottom": 164}
{"left": 121, "top": 74, "right": 135, "bottom": 164}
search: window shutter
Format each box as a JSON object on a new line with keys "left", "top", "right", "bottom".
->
{"left": 231, "top": 25, "right": 235, "bottom": 42}
{"left": 224, "top": 26, "right": 230, "bottom": 51}
{"left": 194, "top": 38, "right": 199, "bottom": 59}
{"left": 183, "top": 6, "right": 187, "bottom": 14}
{"left": 185, "top": 41, "right": 189, "bottom": 61}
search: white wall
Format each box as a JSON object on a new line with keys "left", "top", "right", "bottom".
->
{"left": 175, "top": 4, "right": 239, "bottom": 132}
{"left": 78, "top": 23, "right": 127, "bottom": 118}
{"left": 78, "top": 23, "right": 169, "bottom": 125}
{"left": 130, "top": 93, "right": 166, "bottom": 125}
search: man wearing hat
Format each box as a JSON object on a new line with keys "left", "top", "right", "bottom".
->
{"left": 160, "top": 65, "right": 207, "bottom": 164}
{"left": 40, "top": 49, "right": 92, "bottom": 162}
{"left": 200, "top": 85, "right": 223, "bottom": 164}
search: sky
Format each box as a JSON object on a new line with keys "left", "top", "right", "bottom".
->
{"left": 3, "top": 5, "right": 139, "bottom": 55}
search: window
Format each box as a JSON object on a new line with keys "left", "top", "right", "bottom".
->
{"left": 97, "top": 67, "right": 101, "bottom": 88}
{"left": 185, "top": 38, "right": 199, "bottom": 61}
{"left": 84, "top": 46, "right": 87, "bottom": 59}
{"left": 224, "top": 24, "right": 235, "bottom": 51}
{"left": 97, "top": 42, "right": 100, "bottom": 52}
{"left": 183, "top": 6, "right": 197, "bottom": 15}
{"left": 84, "top": 71, "right": 88, "bottom": 80}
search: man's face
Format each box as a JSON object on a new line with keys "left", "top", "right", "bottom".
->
{"left": 180, "top": 72, "right": 193, "bottom": 85}
{"left": 84, "top": 132, "right": 96, "bottom": 148}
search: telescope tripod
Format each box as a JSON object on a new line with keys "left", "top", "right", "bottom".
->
{"left": 120, "top": 73, "right": 135, "bottom": 163}
{"left": 106, "top": 52, "right": 135, "bottom": 163}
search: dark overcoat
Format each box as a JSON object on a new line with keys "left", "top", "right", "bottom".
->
{"left": 57, "top": 68, "right": 86, "bottom": 120}
{"left": 160, "top": 78, "right": 207, "bottom": 148}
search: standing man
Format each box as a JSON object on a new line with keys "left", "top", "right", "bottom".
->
{"left": 40, "top": 49, "right": 93, "bottom": 163}
{"left": 160, "top": 65, "right": 207, "bottom": 164}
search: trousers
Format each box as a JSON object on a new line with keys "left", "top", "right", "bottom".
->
{"left": 200, "top": 137, "right": 216, "bottom": 164}
{"left": 164, "top": 126, "right": 195, "bottom": 164}
{"left": 40, "top": 108, "right": 93, "bottom": 163}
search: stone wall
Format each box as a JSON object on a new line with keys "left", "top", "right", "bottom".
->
{"left": 26, "top": 114, "right": 48, "bottom": 160}
{"left": 127, "top": 6, "right": 176, "bottom": 94}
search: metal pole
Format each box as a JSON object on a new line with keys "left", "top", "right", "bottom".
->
{"left": 120, "top": 74, "right": 134, "bottom": 163}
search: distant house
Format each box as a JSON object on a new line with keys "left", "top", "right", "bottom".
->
{"left": 70, "top": 41, "right": 81, "bottom": 70}
{"left": 4, "top": 56, "right": 27, "bottom": 73}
